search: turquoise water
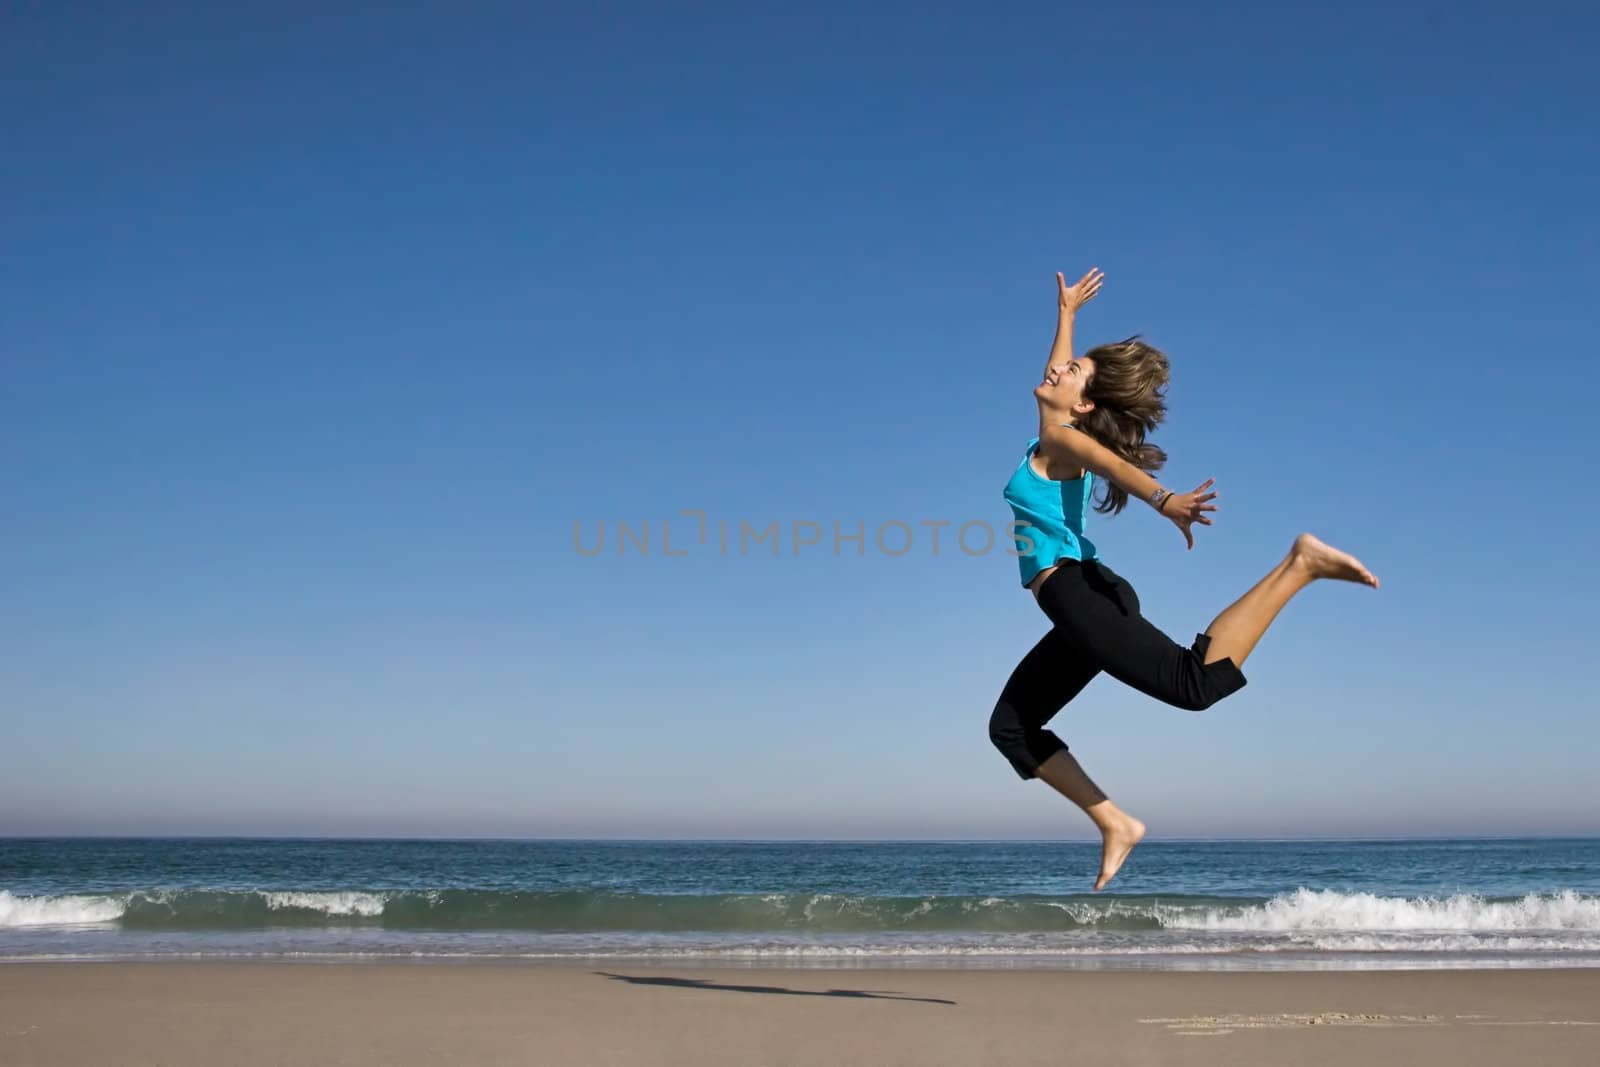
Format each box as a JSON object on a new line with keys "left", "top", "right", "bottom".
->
{"left": 4, "top": 837, "right": 1599, "bottom": 970}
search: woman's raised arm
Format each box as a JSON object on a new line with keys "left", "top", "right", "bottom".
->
{"left": 1042, "top": 268, "right": 1105, "bottom": 383}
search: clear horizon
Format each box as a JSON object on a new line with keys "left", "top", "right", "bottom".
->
{"left": 6, "top": 833, "right": 1599, "bottom": 843}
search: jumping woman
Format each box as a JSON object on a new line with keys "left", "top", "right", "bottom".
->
{"left": 988, "top": 266, "right": 1379, "bottom": 892}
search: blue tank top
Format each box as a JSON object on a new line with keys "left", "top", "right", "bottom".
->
{"left": 1003, "top": 431, "right": 1099, "bottom": 587}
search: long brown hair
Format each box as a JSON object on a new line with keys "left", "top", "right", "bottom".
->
{"left": 1076, "top": 336, "right": 1170, "bottom": 515}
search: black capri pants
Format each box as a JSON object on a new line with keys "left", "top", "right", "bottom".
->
{"left": 988, "top": 558, "right": 1248, "bottom": 781}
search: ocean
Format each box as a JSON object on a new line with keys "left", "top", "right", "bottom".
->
{"left": 3, "top": 837, "right": 1599, "bottom": 970}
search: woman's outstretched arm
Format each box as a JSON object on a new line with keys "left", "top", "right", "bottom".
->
{"left": 1040, "top": 422, "right": 1219, "bottom": 550}
{"left": 1042, "top": 268, "right": 1104, "bottom": 382}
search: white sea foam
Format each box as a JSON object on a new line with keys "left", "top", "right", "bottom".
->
{"left": 261, "top": 892, "right": 387, "bottom": 917}
{"left": 1299, "top": 934, "right": 1600, "bottom": 953}
{"left": 1163, "top": 888, "right": 1600, "bottom": 932}
{"left": 0, "top": 890, "right": 126, "bottom": 927}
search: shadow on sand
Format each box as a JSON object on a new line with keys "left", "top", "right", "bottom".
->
{"left": 592, "top": 971, "right": 955, "bottom": 1005}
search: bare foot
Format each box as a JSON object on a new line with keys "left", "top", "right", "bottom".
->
{"left": 1094, "top": 815, "right": 1146, "bottom": 892}
{"left": 1291, "top": 532, "right": 1379, "bottom": 588}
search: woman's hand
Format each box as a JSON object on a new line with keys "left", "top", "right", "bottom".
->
{"left": 1162, "top": 479, "right": 1219, "bottom": 550}
{"left": 1057, "top": 268, "right": 1105, "bottom": 315}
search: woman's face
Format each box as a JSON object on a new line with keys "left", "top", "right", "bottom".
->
{"left": 1034, "top": 354, "right": 1095, "bottom": 413}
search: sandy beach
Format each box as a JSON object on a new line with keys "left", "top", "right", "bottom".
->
{"left": 0, "top": 963, "right": 1596, "bottom": 1066}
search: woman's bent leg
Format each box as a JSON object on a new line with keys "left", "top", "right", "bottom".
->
{"left": 987, "top": 627, "right": 1098, "bottom": 781}
{"left": 1035, "top": 750, "right": 1147, "bottom": 891}
{"left": 988, "top": 625, "right": 1145, "bottom": 890}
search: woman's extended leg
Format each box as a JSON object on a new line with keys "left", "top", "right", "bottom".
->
{"left": 1039, "top": 536, "right": 1375, "bottom": 716}
{"left": 1200, "top": 533, "right": 1378, "bottom": 670}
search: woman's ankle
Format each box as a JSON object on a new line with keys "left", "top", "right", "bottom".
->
{"left": 1084, "top": 798, "right": 1130, "bottom": 833}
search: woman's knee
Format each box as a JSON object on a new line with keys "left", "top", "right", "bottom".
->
{"left": 1171, "top": 689, "right": 1220, "bottom": 712}
{"left": 988, "top": 701, "right": 1065, "bottom": 780}
{"left": 987, "top": 700, "right": 1021, "bottom": 751}
{"left": 1168, "top": 642, "right": 1249, "bottom": 711}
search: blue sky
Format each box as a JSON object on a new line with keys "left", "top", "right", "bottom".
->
{"left": 3, "top": 1, "right": 1596, "bottom": 840}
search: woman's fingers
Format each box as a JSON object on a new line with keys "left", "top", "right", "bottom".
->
{"left": 1060, "top": 268, "right": 1104, "bottom": 305}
